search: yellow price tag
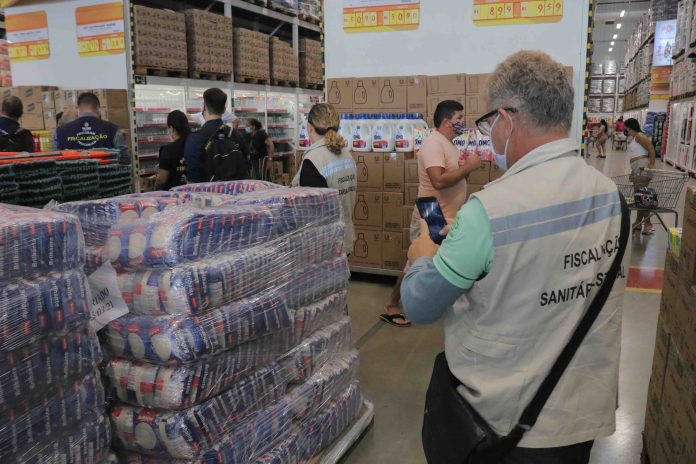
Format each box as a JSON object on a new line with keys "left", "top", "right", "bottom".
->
{"left": 382, "top": 11, "right": 390, "bottom": 25}
{"left": 554, "top": 1, "right": 563, "bottom": 15}
{"left": 9, "top": 46, "right": 27, "bottom": 59}
{"left": 28, "top": 42, "right": 48, "bottom": 57}
{"left": 101, "top": 36, "right": 124, "bottom": 51}
{"left": 344, "top": 13, "right": 355, "bottom": 28}
{"left": 501, "top": 3, "right": 514, "bottom": 19}
{"left": 472, "top": 5, "right": 481, "bottom": 20}
{"left": 545, "top": 0, "right": 554, "bottom": 16}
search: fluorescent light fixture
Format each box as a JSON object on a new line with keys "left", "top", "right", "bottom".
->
{"left": 620, "top": 10, "right": 625, "bottom": 18}
{"left": 609, "top": 48, "right": 613, "bottom": 52}
{"left": 611, "top": 41, "right": 615, "bottom": 45}
{"left": 616, "top": 23, "right": 622, "bottom": 29}
{"left": 613, "top": 34, "right": 618, "bottom": 39}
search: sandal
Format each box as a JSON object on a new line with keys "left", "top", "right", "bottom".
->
{"left": 642, "top": 226, "right": 655, "bottom": 235}
{"left": 380, "top": 313, "right": 412, "bottom": 328}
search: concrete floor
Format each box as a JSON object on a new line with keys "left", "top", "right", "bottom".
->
{"left": 342, "top": 147, "right": 696, "bottom": 464}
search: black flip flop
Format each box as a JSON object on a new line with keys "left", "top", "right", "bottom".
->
{"left": 380, "top": 313, "right": 412, "bottom": 328}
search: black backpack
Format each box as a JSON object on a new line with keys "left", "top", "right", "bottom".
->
{"left": 204, "top": 125, "right": 248, "bottom": 181}
{"left": 0, "top": 127, "right": 29, "bottom": 152}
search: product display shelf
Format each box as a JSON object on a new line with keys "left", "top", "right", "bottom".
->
{"left": 665, "top": 100, "right": 696, "bottom": 175}
{"left": 627, "top": 33, "right": 656, "bottom": 65}
{"left": 224, "top": 0, "right": 321, "bottom": 32}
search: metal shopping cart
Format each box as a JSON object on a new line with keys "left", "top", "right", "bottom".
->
{"left": 612, "top": 169, "right": 690, "bottom": 232}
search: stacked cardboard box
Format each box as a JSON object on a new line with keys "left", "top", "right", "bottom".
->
{"left": 42, "top": 88, "right": 128, "bottom": 131}
{"left": 184, "top": 9, "right": 233, "bottom": 77}
{"left": 270, "top": 152, "right": 302, "bottom": 186}
{"left": 465, "top": 74, "right": 491, "bottom": 126}
{"left": 133, "top": 5, "right": 188, "bottom": 72}
{"left": 643, "top": 186, "right": 696, "bottom": 463}
{"left": 270, "top": 37, "right": 299, "bottom": 84}
{"left": 234, "top": 28, "right": 270, "bottom": 82}
{"left": 299, "top": 38, "right": 323, "bottom": 88}
{"left": 0, "top": 40, "right": 11, "bottom": 87}
{"left": 0, "top": 86, "right": 58, "bottom": 131}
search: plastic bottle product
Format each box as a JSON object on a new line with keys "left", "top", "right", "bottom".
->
{"left": 328, "top": 81, "right": 341, "bottom": 105}
{"left": 298, "top": 116, "right": 310, "bottom": 150}
{"left": 380, "top": 80, "right": 394, "bottom": 104}
{"left": 354, "top": 81, "right": 367, "bottom": 104}
{"left": 372, "top": 113, "right": 396, "bottom": 152}
{"left": 354, "top": 233, "right": 368, "bottom": 258}
{"left": 352, "top": 114, "right": 372, "bottom": 152}
{"left": 356, "top": 155, "right": 368, "bottom": 182}
{"left": 412, "top": 113, "right": 429, "bottom": 131}
{"left": 395, "top": 114, "right": 415, "bottom": 152}
{"left": 338, "top": 114, "right": 353, "bottom": 145}
{"left": 354, "top": 195, "right": 368, "bottom": 221}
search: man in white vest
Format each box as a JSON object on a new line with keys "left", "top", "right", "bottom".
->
{"left": 402, "top": 50, "right": 629, "bottom": 463}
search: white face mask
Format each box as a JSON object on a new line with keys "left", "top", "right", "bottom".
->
{"left": 490, "top": 113, "right": 514, "bottom": 171}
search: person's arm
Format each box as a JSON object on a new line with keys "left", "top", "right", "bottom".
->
{"left": 184, "top": 134, "right": 203, "bottom": 183}
{"left": 265, "top": 134, "right": 275, "bottom": 157}
{"left": 401, "top": 198, "right": 494, "bottom": 324}
{"left": 426, "top": 155, "right": 481, "bottom": 190}
{"left": 637, "top": 133, "right": 657, "bottom": 168}
{"left": 154, "top": 146, "right": 171, "bottom": 190}
{"left": 299, "top": 159, "right": 328, "bottom": 188}
{"left": 154, "top": 170, "right": 170, "bottom": 190}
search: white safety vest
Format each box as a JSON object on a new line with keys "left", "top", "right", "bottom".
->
{"left": 447, "top": 138, "right": 629, "bottom": 448}
{"left": 292, "top": 139, "right": 357, "bottom": 254}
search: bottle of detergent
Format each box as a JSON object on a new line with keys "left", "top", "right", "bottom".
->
{"left": 356, "top": 155, "right": 368, "bottom": 182}
{"left": 395, "top": 113, "right": 414, "bottom": 152}
{"left": 338, "top": 114, "right": 353, "bottom": 146}
{"left": 298, "top": 116, "right": 310, "bottom": 150}
{"left": 412, "top": 113, "right": 429, "bottom": 131}
{"left": 372, "top": 113, "right": 395, "bottom": 152}
{"left": 354, "top": 195, "right": 369, "bottom": 220}
{"left": 352, "top": 114, "right": 372, "bottom": 152}
{"left": 354, "top": 232, "right": 368, "bottom": 258}
{"left": 328, "top": 81, "right": 341, "bottom": 105}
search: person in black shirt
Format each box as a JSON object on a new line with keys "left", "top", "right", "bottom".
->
{"left": 246, "top": 118, "right": 275, "bottom": 180}
{"left": 155, "top": 110, "right": 190, "bottom": 190}
{"left": 0, "top": 96, "right": 35, "bottom": 152}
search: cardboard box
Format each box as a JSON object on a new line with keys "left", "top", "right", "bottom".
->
{"left": 23, "top": 101, "right": 42, "bottom": 115}
{"left": 16, "top": 86, "right": 55, "bottom": 104}
{"left": 350, "top": 229, "right": 382, "bottom": 268}
{"left": 91, "top": 89, "right": 128, "bottom": 109}
{"left": 42, "top": 91, "right": 55, "bottom": 110}
{"left": 466, "top": 74, "right": 491, "bottom": 96}
{"left": 354, "top": 192, "right": 383, "bottom": 229}
{"left": 428, "top": 74, "right": 467, "bottom": 95}
{"left": 377, "top": 76, "right": 408, "bottom": 111}
{"left": 403, "top": 228, "right": 412, "bottom": 251}
{"left": 467, "top": 160, "right": 491, "bottom": 185}
{"left": 43, "top": 110, "right": 58, "bottom": 131}
{"left": 408, "top": 75, "right": 428, "bottom": 113}
{"left": 682, "top": 186, "right": 696, "bottom": 282}
{"left": 490, "top": 163, "right": 505, "bottom": 181}
{"left": 383, "top": 231, "right": 405, "bottom": 270}
{"left": 466, "top": 116, "right": 480, "bottom": 129}
{"left": 327, "top": 78, "right": 354, "bottom": 112}
{"left": 427, "top": 94, "right": 466, "bottom": 117}
{"left": 354, "top": 152, "right": 383, "bottom": 191}
{"left": 352, "top": 77, "right": 380, "bottom": 110}
{"left": 100, "top": 108, "right": 130, "bottom": 129}
{"left": 405, "top": 158, "right": 419, "bottom": 183}
{"left": 466, "top": 94, "right": 488, "bottom": 116}
{"left": 466, "top": 184, "right": 484, "bottom": 202}
{"left": 383, "top": 152, "right": 411, "bottom": 192}
{"left": 661, "top": 253, "right": 681, "bottom": 331}
{"left": 403, "top": 205, "right": 414, "bottom": 227}
{"left": 20, "top": 111, "right": 44, "bottom": 131}
{"left": 383, "top": 192, "right": 405, "bottom": 230}
{"left": 405, "top": 183, "right": 419, "bottom": 206}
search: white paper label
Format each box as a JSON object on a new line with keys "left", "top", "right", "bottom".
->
{"left": 88, "top": 261, "right": 129, "bottom": 331}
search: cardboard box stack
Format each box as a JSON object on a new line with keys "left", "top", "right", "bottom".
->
{"left": 299, "top": 38, "right": 323, "bottom": 88}
{"left": 234, "top": 28, "right": 270, "bottom": 82}
{"left": 184, "top": 9, "right": 233, "bottom": 77}
{"left": 0, "top": 40, "right": 11, "bottom": 87}
{"left": 642, "top": 185, "right": 696, "bottom": 463}
{"left": 133, "top": 5, "right": 188, "bottom": 73}
{"left": 0, "top": 86, "right": 57, "bottom": 131}
{"left": 270, "top": 37, "right": 299, "bottom": 85}
{"left": 270, "top": 152, "right": 302, "bottom": 186}
{"left": 94, "top": 89, "right": 130, "bottom": 130}
{"left": 465, "top": 74, "right": 490, "bottom": 126}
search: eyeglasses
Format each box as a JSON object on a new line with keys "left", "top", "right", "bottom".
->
{"left": 475, "top": 108, "right": 518, "bottom": 136}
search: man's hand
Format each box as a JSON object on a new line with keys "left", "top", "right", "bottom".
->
{"left": 407, "top": 220, "right": 450, "bottom": 263}
{"left": 460, "top": 154, "right": 482, "bottom": 174}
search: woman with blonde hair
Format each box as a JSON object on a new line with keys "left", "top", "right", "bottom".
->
{"left": 292, "top": 103, "right": 357, "bottom": 254}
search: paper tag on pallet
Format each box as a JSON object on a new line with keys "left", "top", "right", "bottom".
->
{"left": 88, "top": 261, "right": 129, "bottom": 331}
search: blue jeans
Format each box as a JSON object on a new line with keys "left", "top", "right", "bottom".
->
{"left": 502, "top": 441, "right": 594, "bottom": 464}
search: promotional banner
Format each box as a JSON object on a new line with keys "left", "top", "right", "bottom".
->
{"left": 653, "top": 19, "right": 677, "bottom": 67}
{"left": 6, "top": 10, "right": 50, "bottom": 61}
{"left": 343, "top": 0, "right": 420, "bottom": 33}
{"left": 473, "top": 0, "right": 564, "bottom": 26}
{"left": 76, "top": 1, "right": 125, "bottom": 57}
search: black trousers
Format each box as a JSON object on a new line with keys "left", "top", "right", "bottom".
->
{"left": 501, "top": 440, "right": 594, "bottom": 464}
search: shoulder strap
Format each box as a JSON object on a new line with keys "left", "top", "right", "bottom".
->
{"left": 204, "top": 124, "right": 227, "bottom": 151}
{"left": 506, "top": 192, "right": 630, "bottom": 442}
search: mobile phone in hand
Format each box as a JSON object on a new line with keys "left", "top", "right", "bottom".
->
{"left": 416, "top": 197, "right": 447, "bottom": 245}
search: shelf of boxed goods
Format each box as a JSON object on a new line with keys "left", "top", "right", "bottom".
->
{"left": 221, "top": 0, "right": 322, "bottom": 32}
{"left": 627, "top": 33, "right": 655, "bottom": 64}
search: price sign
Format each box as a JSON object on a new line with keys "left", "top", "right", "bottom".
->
{"left": 76, "top": 2, "right": 125, "bottom": 57}
{"left": 343, "top": 0, "right": 420, "bottom": 33}
{"left": 6, "top": 11, "right": 50, "bottom": 62}
{"left": 473, "top": 0, "right": 563, "bottom": 26}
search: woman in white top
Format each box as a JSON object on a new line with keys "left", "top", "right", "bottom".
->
{"left": 625, "top": 118, "right": 657, "bottom": 235}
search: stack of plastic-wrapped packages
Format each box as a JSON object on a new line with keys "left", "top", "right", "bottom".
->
{"left": 57, "top": 180, "right": 365, "bottom": 463}
{"left": 0, "top": 204, "right": 111, "bottom": 463}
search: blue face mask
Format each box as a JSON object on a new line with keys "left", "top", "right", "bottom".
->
{"left": 490, "top": 114, "right": 513, "bottom": 171}
{"left": 245, "top": 127, "right": 252, "bottom": 134}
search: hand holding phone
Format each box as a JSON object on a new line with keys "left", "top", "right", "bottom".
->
{"left": 416, "top": 197, "right": 447, "bottom": 245}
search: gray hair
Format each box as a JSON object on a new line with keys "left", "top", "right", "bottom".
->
{"left": 487, "top": 50, "right": 574, "bottom": 132}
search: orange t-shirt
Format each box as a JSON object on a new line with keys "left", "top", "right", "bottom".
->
{"left": 417, "top": 130, "right": 468, "bottom": 219}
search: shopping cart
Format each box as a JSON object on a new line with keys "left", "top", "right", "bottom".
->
{"left": 612, "top": 169, "right": 690, "bottom": 232}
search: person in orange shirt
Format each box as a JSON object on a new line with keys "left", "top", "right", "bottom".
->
{"left": 380, "top": 100, "right": 481, "bottom": 327}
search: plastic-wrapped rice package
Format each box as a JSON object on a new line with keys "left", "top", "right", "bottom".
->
{"left": 107, "top": 205, "right": 278, "bottom": 271}
{"left": 0, "top": 204, "right": 84, "bottom": 279}
{"left": 103, "top": 293, "right": 292, "bottom": 365}
{"left": 222, "top": 188, "right": 341, "bottom": 234}
{"left": 171, "top": 180, "right": 280, "bottom": 196}
{"left": 0, "top": 268, "right": 91, "bottom": 352}
{"left": 291, "top": 290, "right": 347, "bottom": 344}
{"left": 0, "top": 371, "right": 105, "bottom": 460}
{"left": 123, "top": 191, "right": 232, "bottom": 210}
{"left": 116, "top": 223, "right": 345, "bottom": 316}
{"left": 284, "top": 258, "right": 350, "bottom": 310}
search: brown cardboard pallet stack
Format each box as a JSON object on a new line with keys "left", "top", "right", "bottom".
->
{"left": 270, "top": 37, "right": 299, "bottom": 86}
{"left": 185, "top": 9, "right": 233, "bottom": 79}
{"left": 133, "top": 5, "right": 188, "bottom": 75}
{"left": 643, "top": 185, "right": 696, "bottom": 463}
{"left": 299, "top": 38, "right": 323, "bottom": 89}
{"left": 234, "top": 27, "right": 270, "bottom": 84}
{"left": 270, "top": 153, "right": 302, "bottom": 186}
{"left": 0, "top": 86, "right": 56, "bottom": 131}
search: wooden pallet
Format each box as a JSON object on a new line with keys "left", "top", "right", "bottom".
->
{"left": 300, "top": 82, "right": 324, "bottom": 90}
{"left": 189, "top": 71, "right": 231, "bottom": 81}
{"left": 236, "top": 75, "right": 270, "bottom": 85}
{"left": 271, "top": 79, "right": 298, "bottom": 87}
{"left": 134, "top": 66, "right": 187, "bottom": 78}
{"left": 298, "top": 13, "right": 321, "bottom": 25}
{"left": 267, "top": 3, "right": 297, "bottom": 16}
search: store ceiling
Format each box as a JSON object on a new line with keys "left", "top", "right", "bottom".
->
{"left": 593, "top": 0, "right": 651, "bottom": 67}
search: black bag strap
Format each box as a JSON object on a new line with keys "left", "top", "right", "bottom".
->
{"left": 507, "top": 192, "right": 630, "bottom": 441}
{"left": 204, "top": 124, "right": 230, "bottom": 152}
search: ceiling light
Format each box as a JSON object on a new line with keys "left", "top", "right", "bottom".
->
{"left": 620, "top": 10, "right": 625, "bottom": 18}
{"left": 609, "top": 48, "right": 613, "bottom": 52}
{"left": 616, "top": 23, "right": 622, "bottom": 29}
{"left": 613, "top": 34, "right": 618, "bottom": 39}
{"left": 611, "top": 41, "right": 615, "bottom": 46}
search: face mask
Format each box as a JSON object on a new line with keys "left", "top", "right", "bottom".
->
{"left": 452, "top": 120, "right": 466, "bottom": 135}
{"left": 490, "top": 114, "right": 513, "bottom": 171}
{"left": 245, "top": 127, "right": 252, "bottom": 134}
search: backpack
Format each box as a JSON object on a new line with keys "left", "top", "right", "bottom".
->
{"left": 203, "top": 125, "right": 248, "bottom": 182}
{"left": 0, "top": 127, "right": 29, "bottom": 152}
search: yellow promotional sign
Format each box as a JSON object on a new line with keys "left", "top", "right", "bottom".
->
{"left": 473, "top": 0, "right": 564, "bottom": 26}
{"left": 75, "top": 2, "right": 125, "bottom": 57}
{"left": 344, "top": 0, "right": 420, "bottom": 33}
{"left": 6, "top": 11, "right": 50, "bottom": 61}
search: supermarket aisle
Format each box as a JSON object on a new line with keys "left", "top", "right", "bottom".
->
{"left": 344, "top": 148, "right": 695, "bottom": 464}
